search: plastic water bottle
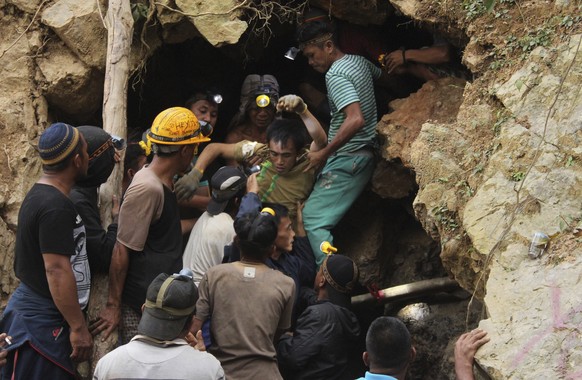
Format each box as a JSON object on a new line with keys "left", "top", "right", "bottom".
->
{"left": 528, "top": 232, "right": 549, "bottom": 259}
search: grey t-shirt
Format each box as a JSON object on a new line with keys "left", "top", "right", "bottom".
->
{"left": 196, "top": 261, "right": 296, "bottom": 379}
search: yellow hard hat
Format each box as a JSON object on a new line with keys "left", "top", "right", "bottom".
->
{"left": 148, "top": 107, "right": 211, "bottom": 146}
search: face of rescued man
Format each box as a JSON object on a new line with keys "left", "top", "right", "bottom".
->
{"left": 268, "top": 139, "right": 298, "bottom": 175}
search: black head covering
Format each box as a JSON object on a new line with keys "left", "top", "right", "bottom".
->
{"left": 76, "top": 126, "right": 115, "bottom": 188}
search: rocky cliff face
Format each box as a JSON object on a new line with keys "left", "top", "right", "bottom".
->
{"left": 0, "top": 0, "right": 580, "bottom": 378}
{"left": 374, "top": 1, "right": 581, "bottom": 378}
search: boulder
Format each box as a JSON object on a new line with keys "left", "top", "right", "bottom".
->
{"left": 41, "top": 0, "right": 108, "bottom": 69}
{"left": 463, "top": 36, "right": 488, "bottom": 73}
{"left": 0, "top": 10, "right": 46, "bottom": 299}
{"left": 377, "top": 77, "right": 466, "bottom": 167}
{"left": 8, "top": 0, "right": 44, "bottom": 14}
{"left": 36, "top": 41, "right": 103, "bottom": 119}
{"left": 175, "top": 0, "right": 248, "bottom": 46}
{"left": 310, "top": 0, "right": 390, "bottom": 25}
{"left": 154, "top": 0, "right": 200, "bottom": 44}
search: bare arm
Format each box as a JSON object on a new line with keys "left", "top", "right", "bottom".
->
{"left": 300, "top": 109, "right": 327, "bottom": 152}
{"left": 193, "top": 143, "right": 238, "bottom": 172}
{"left": 181, "top": 217, "right": 198, "bottom": 235}
{"left": 276, "top": 95, "right": 327, "bottom": 152}
{"left": 454, "top": 329, "right": 489, "bottom": 380}
{"left": 44, "top": 253, "right": 92, "bottom": 362}
{"left": 178, "top": 186, "right": 210, "bottom": 209}
{"left": 175, "top": 143, "right": 241, "bottom": 201}
{"left": 305, "top": 102, "right": 364, "bottom": 171}
{"left": 90, "top": 242, "right": 129, "bottom": 340}
{"left": 295, "top": 202, "right": 306, "bottom": 237}
{"left": 405, "top": 45, "right": 451, "bottom": 65}
{"left": 383, "top": 45, "right": 451, "bottom": 74}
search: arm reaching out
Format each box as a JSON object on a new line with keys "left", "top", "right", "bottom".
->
{"left": 277, "top": 95, "right": 327, "bottom": 152}
{"left": 305, "top": 102, "right": 364, "bottom": 172}
{"left": 174, "top": 143, "right": 238, "bottom": 201}
{"left": 89, "top": 242, "right": 130, "bottom": 340}
{"left": 454, "top": 329, "right": 490, "bottom": 380}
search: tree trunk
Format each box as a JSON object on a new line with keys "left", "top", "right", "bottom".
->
{"left": 84, "top": 0, "right": 134, "bottom": 377}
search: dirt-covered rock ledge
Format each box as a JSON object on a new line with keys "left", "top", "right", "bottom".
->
{"left": 377, "top": 0, "right": 581, "bottom": 376}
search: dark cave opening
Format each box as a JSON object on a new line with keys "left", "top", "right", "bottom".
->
{"left": 123, "top": 12, "right": 471, "bottom": 142}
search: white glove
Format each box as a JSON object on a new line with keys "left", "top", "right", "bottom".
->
{"left": 174, "top": 168, "right": 203, "bottom": 201}
{"left": 276, "top": 95, "right": 307, "bottom": 114}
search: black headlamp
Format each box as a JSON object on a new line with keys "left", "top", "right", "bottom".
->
{"left": 111, "top": 135, "right": 126, "bottom": 150}
{"left": 255, "top": 85, "right": 279, "bottom": 108}
{"left": 207, "top": 92, "right": 223, "bottom": 104}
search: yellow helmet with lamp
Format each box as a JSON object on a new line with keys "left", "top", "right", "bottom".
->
{"left": 147, "top": 107, "right": 212, "bottom": 153}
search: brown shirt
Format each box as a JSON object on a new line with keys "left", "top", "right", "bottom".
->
{"left": 234, "top": 140, "right": 315, "bottom": 225}
{"left": 196, "top": 261, "right": 295, "bottom": 380}
{"left": 117, "top": 166, "right": 164, "bottom": 251}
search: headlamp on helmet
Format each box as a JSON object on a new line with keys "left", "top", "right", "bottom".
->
{"left": 254, "top": 85, "right": 279, "bottom": 108}
{"left": 147, "top": 107, "right": 211, "bottom": 154}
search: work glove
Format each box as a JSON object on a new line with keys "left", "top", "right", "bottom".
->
{"left": 174, "top": 168, "right": 203, "bottom": 201}
{"left": 277, "top": 94, "right": 308, "bottom": 114}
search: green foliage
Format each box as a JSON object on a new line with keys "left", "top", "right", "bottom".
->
{"left": 131, "top": 3, "right": 149, "bottom": 22}
{"left": 494, "top": 8, "right": 510, "bottom": 19}
{"left": 510, "top": 171, "right": 525, "bottom": 182}
{"left": 472, "top": 163, "right": 484, "bottom": 175}
{"left": 493, "top": 109, "right": 513, "bottom": 135}
{"left": 517, "top": 27, "right": 552, "bottom": 54}
{"left": 485, "top": 4, "right": 582, "bottom": 71}
{"left": 483, "top": 0, "right": 496, "bottom": 12}
{"left": 565, "top": 155, "right": 575, "bottom": 167}
{"left": 457, "top": 180, "right": 475, "bottom": 197}
{"left": 560, "top": 15, "right": 580, "bottom": 29}
{"left": 432, "top": 205, "right": 460, "bottom": 231}
{"left": 463, "top": 0, "right": 487, "bottom": 20}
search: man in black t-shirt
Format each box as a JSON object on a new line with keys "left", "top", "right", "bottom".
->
{"left": 0, "top": 123, "right": 92, "bottom": 380}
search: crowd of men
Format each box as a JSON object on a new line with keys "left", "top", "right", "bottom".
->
{"left": 0, "top": 9, "right": 486, "bottom": 380}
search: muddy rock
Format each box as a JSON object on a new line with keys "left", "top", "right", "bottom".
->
{"left": 175, "top": 0, "right": 247, "bottom": 46}
{"left": 37, "top": 41, "right": 103, "bottom": 119}
{"left": 154, "top": 0, "right": 201, "bottom": 44}
{"left": 8, "top": 0, "right": 44, "bottom": 14}
{"left": 41, "top": 0, "right": 108, "bottom": 69}
{"left": 310, "top": 0, "right": 390, "bottom": 25}
{"left": 377, "top": 77, "right": 466, "bottom": 167}
{"left": 0, "top": 10, "right": 45, "bottom": 300}
{"left": 463, "top": 37, "right": 488, "bottom": 73}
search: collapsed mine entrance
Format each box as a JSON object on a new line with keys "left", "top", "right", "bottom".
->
{"left": 51, "top": 10, "right": 482, "bottom": 379}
